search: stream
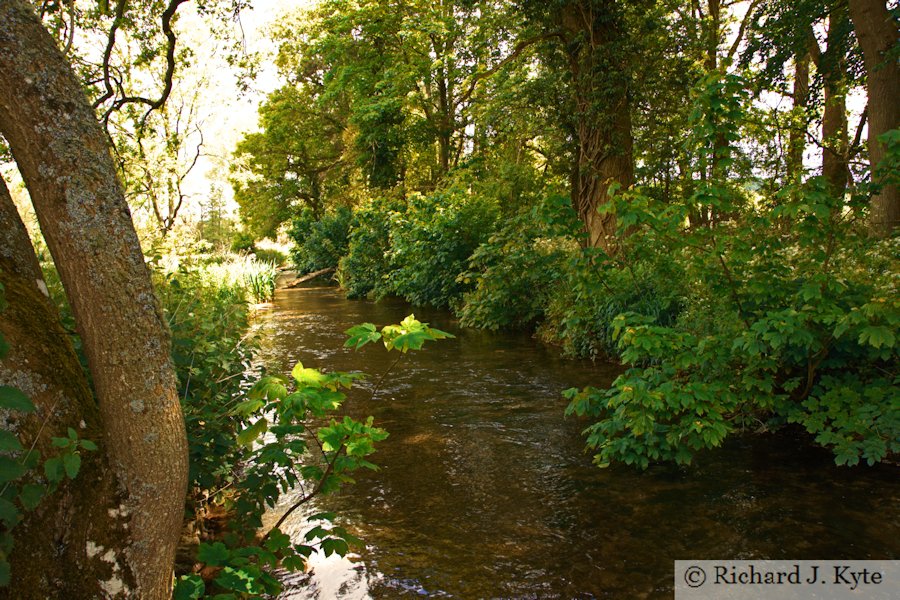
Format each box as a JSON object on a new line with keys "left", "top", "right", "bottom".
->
{"left": 250, "top": 284, "right": 900, "bottom": 599}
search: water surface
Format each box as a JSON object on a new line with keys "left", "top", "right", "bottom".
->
{"left": 251, "top": 284, "right": 900, "bottom": 599}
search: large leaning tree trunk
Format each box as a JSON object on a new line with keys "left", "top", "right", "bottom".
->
{"left": 849, "top": 0, "right": 899, "bottom": 235}
{"left": 0, "top": 1, "right": 189, "bottom": 598}
{"left": 0, "top": 176, "right": 136, "bottom": 597}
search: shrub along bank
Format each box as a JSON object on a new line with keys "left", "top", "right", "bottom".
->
{"left": 283, "top": 154, "right": 898, "bottom": 471}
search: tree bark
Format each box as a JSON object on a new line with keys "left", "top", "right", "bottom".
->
{"left": 560, "top": 0, "right": 635, "bottom": 253}
{"left": 849, "top": 0, "right": 900, "bottom": 235}
{"left": 787, "top": 51, "right": 811, "bottom": 181}
{"left": 0, "top": 2, "right": 188, "bottom": 598}
{"left": 821, "top": 1, "right": 850, "bottom": 193}
{"left": 0, "top": 175, "right": 136, "bottom": 598}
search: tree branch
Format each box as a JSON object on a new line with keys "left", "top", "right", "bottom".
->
{"left": 727, "top": 0, "right": 762, "bottom": 62}
{"left": 264, "top": 445, "right": 346, "bottom": 540}
{"left": 457, "top": 31, "right": 563, "bottom": 107}
{"left": 95, "top": 0, "right": 189, "bottom": 128}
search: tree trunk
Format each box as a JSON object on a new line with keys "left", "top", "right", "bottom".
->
{"left": 575, "top": 110, "right": 634, "bottom": 251}
{"left": 0, "top": 2, "right": 188, "bottom": 598}
{"left": 0, "top": 175, "right": 137, "bottom": 598}
{"left": 849, "top": 0, "right": 900, "bottom": 235}
{"left": 787, "top": 51, "right": 811, "bottom": 181}
{"left": 821, "top": 2, "right": 850, "bottom": 193}
{"left": 705, "top": 0, "right": 721, "bottom": 72}
{"left": 560, "top": 0, "right": 635, "bottom": 253}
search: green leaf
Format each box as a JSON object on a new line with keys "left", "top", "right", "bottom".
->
{"left": 214, "top": 566, "right": 257, "bottom": 593}
{"left": 291, "top": 362, "right": 325, "bottom": 386}
{"left": 306, "top": 511, "right": 336, "bottom": 522}
{"left": 80, "top": 439, "right": 98, "bottom": 452}
{"left": 427, "top": 327, "right": 454, "bottom": 340}
{"left": 173, "top": 574, "right": 205, "bottom": 600}
{"left": 0, "top": 431, "right": 23, "bottom": 453}
{"left": 344, "top": 323, "right": 381, "bottom": 349}
{"left": 18, "top": 483, "right": 45, "bottom": 511}
{"left": 197, "top": 542, "right": 231, "bottom": 567}
{"left": 232, "top": 399, "right": 265, "bottom": 416}
{"left": 0, "top": 498, "right": 19, "bottom": 527}
{"left": 248, "top": 376, "right": 288, "bottom": 401}
{"left": 264, "top": 529, "right": 291, "bottom": 552}
{"left": 43, "top": 456, "right": 63, "bottom": 483}
{"left": 0, "top": 386, "right": 35, "bottom": 413}
{"left": 304, "top": 525, "right": 327, "bottom": 542}
{"left": 282, "top": 554, "right": 305, "bottom": 571}
{"left": 321, "top": 537, "right": 349, "bottom": 557}
{"left": 237, "top": 418, "right": 268, "bottom": 447}
{"left": 859, "top": 326, "right": 895, "bottom": 349}
{"left": 387, "top": 330, "right": 428, "bottom": 352}
{"left": 0, "top": 457, "right": 27, "bottom": 484}
{"left": 63, "top": 453, "right": 81, "bottom": 479}
{"left": 0, "top": 559, "right": 9, "bottom": 587}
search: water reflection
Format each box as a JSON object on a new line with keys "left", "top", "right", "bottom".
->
{"left": 252, "top": 285, "right": 900, "bottom": 599}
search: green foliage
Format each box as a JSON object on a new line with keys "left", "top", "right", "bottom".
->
{"left": 337, "top": 188, "right": 499, "bottom": 308}
{"left": 289, "top": 206, "right": 352, "bottom": 274}
{"left": 155, "top": 263, "right": 255, "bottom": 497}
{"left": 231, "top": 84, "right": 349, "bottom": 239}
{"left": 459, "top": 195, "right": 579, "bottom": 330}
{"left": 230, "top": 231, "right": 255, "bottom": 254}
{"left": 563, "top": 75, "right": 900, "bottom": 469}
{"left": 542, "top": 254, "right": 687, "bottom": 360}
{"left": 242, "top": 263, "right": 278, "bottom": 305}
{"left": 387, "top": 188, "right": 499, "bottom": 309}
{"left": 251, "top": 246, "right": 287, "bottom": 267}
{"left": 345, "top": 314, "right": 454, "bottom": 352}
{"left": 162, "top": 253, "right": 277, "bottom": 304}
{"left": 173, "top": 314, "right": 447, "bottom": 598}
{"left": 338, "top": 195, "right": 404, "bottom": 299}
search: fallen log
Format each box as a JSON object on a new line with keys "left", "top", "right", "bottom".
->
{"left": 283, "top": 267, "right": 336, "bottom": 288}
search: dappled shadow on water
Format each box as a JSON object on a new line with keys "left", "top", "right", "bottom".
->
{"left": 253, "top": 285, "right": 900, "bottom": 600}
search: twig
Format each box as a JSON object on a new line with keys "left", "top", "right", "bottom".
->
{"left": 369, "top": 353, "right": 403, "bottom": 403}
{"left": 263, "top": 445, "right": 345, "bottom": 540}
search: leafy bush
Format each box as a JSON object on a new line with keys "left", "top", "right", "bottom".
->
{"left": 458, "top": 195, "right": 579, "bottom": 330}
{"left": 289, "top": 206, "right": 352, "bottom": 274}
{"left": 566, "top": 121, "right": 898, "bottom": 471}
{"left": 565, "top": 74, "right": 899, "bottom": 469}
{"left": 190, "top": 254, "right": 277, "bottom": 304}
{"left": 338, "top": 195, "right": 403, "bottom": 299}
{"left": 155, "top": 267, "right": 254, "bottom": 498}
{"left": 387, "top": 188, "right": 499, "bottom": 309}
{"left": 540, "top": 249, "right": 687, "bottom": 360}
{"left": 230, "top": 231, "right": 255, "bottom": 254}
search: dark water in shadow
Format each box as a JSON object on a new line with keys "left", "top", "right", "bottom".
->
{"left": 251, "top": 284, "right": 900, "bottom": 599}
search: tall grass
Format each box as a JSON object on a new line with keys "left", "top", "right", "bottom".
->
{"left": 199, "top": 254, "right": 277, "bottom": 304}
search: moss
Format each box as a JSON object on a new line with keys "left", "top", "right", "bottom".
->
{"left": 1, "top": 247, "right": 136, "bottom": 598}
